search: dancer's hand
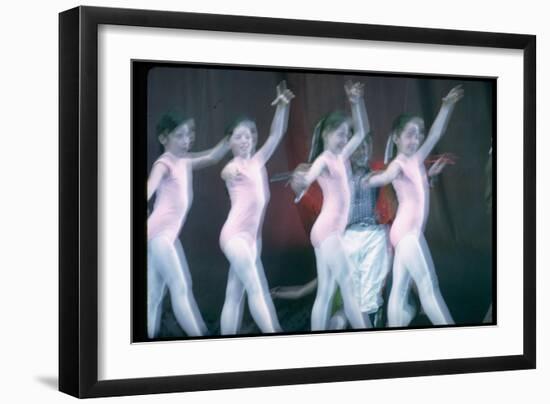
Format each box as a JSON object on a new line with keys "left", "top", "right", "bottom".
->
{"left": 271, "top": 80, "right": 295, "bottom": 106}
{"left": 221, "top": 135, "right": 231, "bottom": 149}
{"left": 345, "top": 80, "right": 365, "bottom": 104}
{"left": 442, "top": 85, "right": 464, "bottom": 106}
{"left": 290, "top": 163, "right": 310, "bottom": 195}
{"left": 428, "top": 156, "right": 449, "bottom": 177}
{"left": 362, "top": 171, "right": 376, "bottom": 188}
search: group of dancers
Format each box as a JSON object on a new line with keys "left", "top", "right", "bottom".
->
{"left": 146, "top": 79, "right": 464, "bottom": 338}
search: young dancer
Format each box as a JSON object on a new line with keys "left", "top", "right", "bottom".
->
{"left": 365, "top": 85, "right": 464, "bottom": 327}
{"left": 147, "top": 114, "right": 230, "bottom": 338}
{"left": 290, "top": 81, "right": 369, "bottom": 331}
{"left": 271, "top": 139, "right": 452, "bottom": 330}
{"left": 219, "top": 81, "right": 294, "bottom": 335}
{"left": 341, "top": 136, "right": 393, "bottom": 325}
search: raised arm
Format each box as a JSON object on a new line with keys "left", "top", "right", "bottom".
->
{"left": 416, "top": 85, "right": 464, "bottom": 162}
{"left": 342, "top": 81, "right": 369, "bottom": 160}
{"left": 189, "top": 136, "right": 230, "bottom": 170}
{"left": 147, "top": 163, "right": 168, "bottom": 201}
{"left": 363, "top": 160, "right": 401, "bottom": 188}
{"left": 255, "top": 81, "right": 295, "bottom": 165}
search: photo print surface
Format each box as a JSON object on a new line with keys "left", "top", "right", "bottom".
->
{"left": 132, "top": 62, "right": 495, "bottom": 342}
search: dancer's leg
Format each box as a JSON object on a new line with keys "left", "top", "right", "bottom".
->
{"left": 220, "top": 266, "right": 246, "bottom": 334}
{"left": 387, "top": 241, "right": 415, "bottom": 327}
{"left": 311, "top": 247, "right": 337, "bottom": 331}
{"left": 149, "top": 236, "right": 206, "bottom": 336}
{"left": 399, "top": 234, "right": 454, "bottom": 325}
{"left": 174, "top": 239, "right": 208, "bottom": 334}
{"left": 253, "top": 238, "right": 282, "bottom": 328}
{"left": 147, "top": 250, "right": 166, "bottom": 339}
{"left": 322, "top": 235, "right": 369, "bottom": 329}
{"left": 174, "top": 239, "right": 192, "bottom": 285}
{"left": 222, "top": 236, "right": 282, "bottom": 333}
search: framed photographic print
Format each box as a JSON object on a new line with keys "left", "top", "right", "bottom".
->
{"left": 59, "top": 5, "right": 536, "bottom": 398}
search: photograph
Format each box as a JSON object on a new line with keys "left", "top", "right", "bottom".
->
{"left": 57, "top": 5, "right": 536, "bottom": 398}
{"left": 133, "top": 62, "right": 495, "bottom": 341}
{"left": 1, "top": 0, "right": 546, "bottom": 401}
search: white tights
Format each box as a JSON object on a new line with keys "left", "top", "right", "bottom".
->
{"left": 147, "top": 237, "right": 208, "bottom": 338}
{"left": 220, "top": 236, "right": 282, "bottom": 334}
{"left": 311, "top": 234, "right": 370, "bottom": 331}
{"left": 387, "top": 233, "right": 454, "bottom": 327}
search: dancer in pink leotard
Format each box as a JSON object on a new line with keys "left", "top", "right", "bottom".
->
{"left": 291, "top": 81, "right": 369, "bottom": 331}
{"left": 365, "top": 85, "right": 464, "bottom": 327}
{"left": 220, "top": 81, "right": 294, "bottom": 335}
{"left": 218, "top": 157, "right": 269, "bottom": 249}
{"left": 147, "top": 114, "right": 230, "bottom": 338}
{"left": 388, "top": 151, "right": 429, "bottom": 248}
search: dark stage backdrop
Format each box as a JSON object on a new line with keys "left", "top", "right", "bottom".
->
{"left": 143, "top": 64, "right": 494, "bottom": 338}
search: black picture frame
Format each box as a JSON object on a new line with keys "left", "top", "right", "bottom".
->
{"left": 59, "top": 5, "right": 536, "bottom": 398}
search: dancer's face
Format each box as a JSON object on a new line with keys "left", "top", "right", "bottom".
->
{"left": 351, "top": 140, "right": 371, "bottom": 168}
{"left": 394, "top": 121, "right": 423, "bottom": 157}
{"left": 230, "top": 123, "right": 255, "bottom": 158}
{"left": 166, "top": 119, "right": 195, "bottom": 154}
{"left": 324, "top": 122, "right": 350, "bottom": 154}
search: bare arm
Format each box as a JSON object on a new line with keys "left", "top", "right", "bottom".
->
{"left": 147, "top": 163, "right": 168, "bottom": 201}
{"left": 290, "top": 156, "right": 328, "bottom": 199}
{"left": 189, "top": 137, "right": 230, "bottom": 170}
{"left": 416, "top": 85, "right": 464, "bottom": 162}
{"left": 255, "top": 81, "right": 295, "bottom": 165}
{"left": 363, "top": 160, "right": 401, "bottom": 188}
{"left": 342, "top": 82, "right": 369, "bottom": 160}
{"left": 271, "top": 279, "right": 318, "bottom": 300}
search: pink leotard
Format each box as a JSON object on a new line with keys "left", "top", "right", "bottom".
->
{"left": 219, "top": 156, "right": 270, "bottom": 249}
{"left": 389, "top": 153, "right": 429, "bottom": 247}
{"left": 310, "top": 151, "right": 352, "bottom": 248}
{"left": 147, "top": 152, "right": 193, "bottom": 243}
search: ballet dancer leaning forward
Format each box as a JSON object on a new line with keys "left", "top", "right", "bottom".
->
{"left": 365, "top": 85, "right": 464, "bottom": 327}
{"left": 147, "top": 114, "right": 230, "bottom": 338}
{"left": 219, "top": 81, "right": 295, "bottom": 335}
{"left": 291, "top": 81, "right": 370, "bottom": 331}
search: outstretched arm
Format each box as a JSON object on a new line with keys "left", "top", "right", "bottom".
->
{"left": 290, "top": 157, "right": 327, "bottom": 201}
{"left": 342, "top": 81, "right": 369, "bottom": 160}
{"left": 271, "top": 279, "right": 318, "bottom": 300}
{"left": 416, "top": 85, "right": 464, "bottom": 162}
{"left": 363, "top": 160, "right": 401, "bottom": 188}
{"left": 147, "top": 163, "right": 168, "bottom": 201}
{"left": 255, "top": 81, "right": 295, "bottom": 165}
{"left": 190, "top": 136, "right": 230, "bottom": 170}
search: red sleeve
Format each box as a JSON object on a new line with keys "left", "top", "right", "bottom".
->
{"left": 376, "top": 185, "right": 397, "bottom": 224}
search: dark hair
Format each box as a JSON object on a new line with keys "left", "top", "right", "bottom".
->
{"left": 391, "top": 113, "right": 425, "bottom": 139}
{"left": 225, "top": 116, "right": 258, "bottom": 137}
{"left": 155, "top": 111, "right": 193, "bottom": 138}
{"left": 384, "top": 113, "right": 425, "bottom": 163}
{"left": 308, "top": 111, "right": 351, "bottom": 163}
